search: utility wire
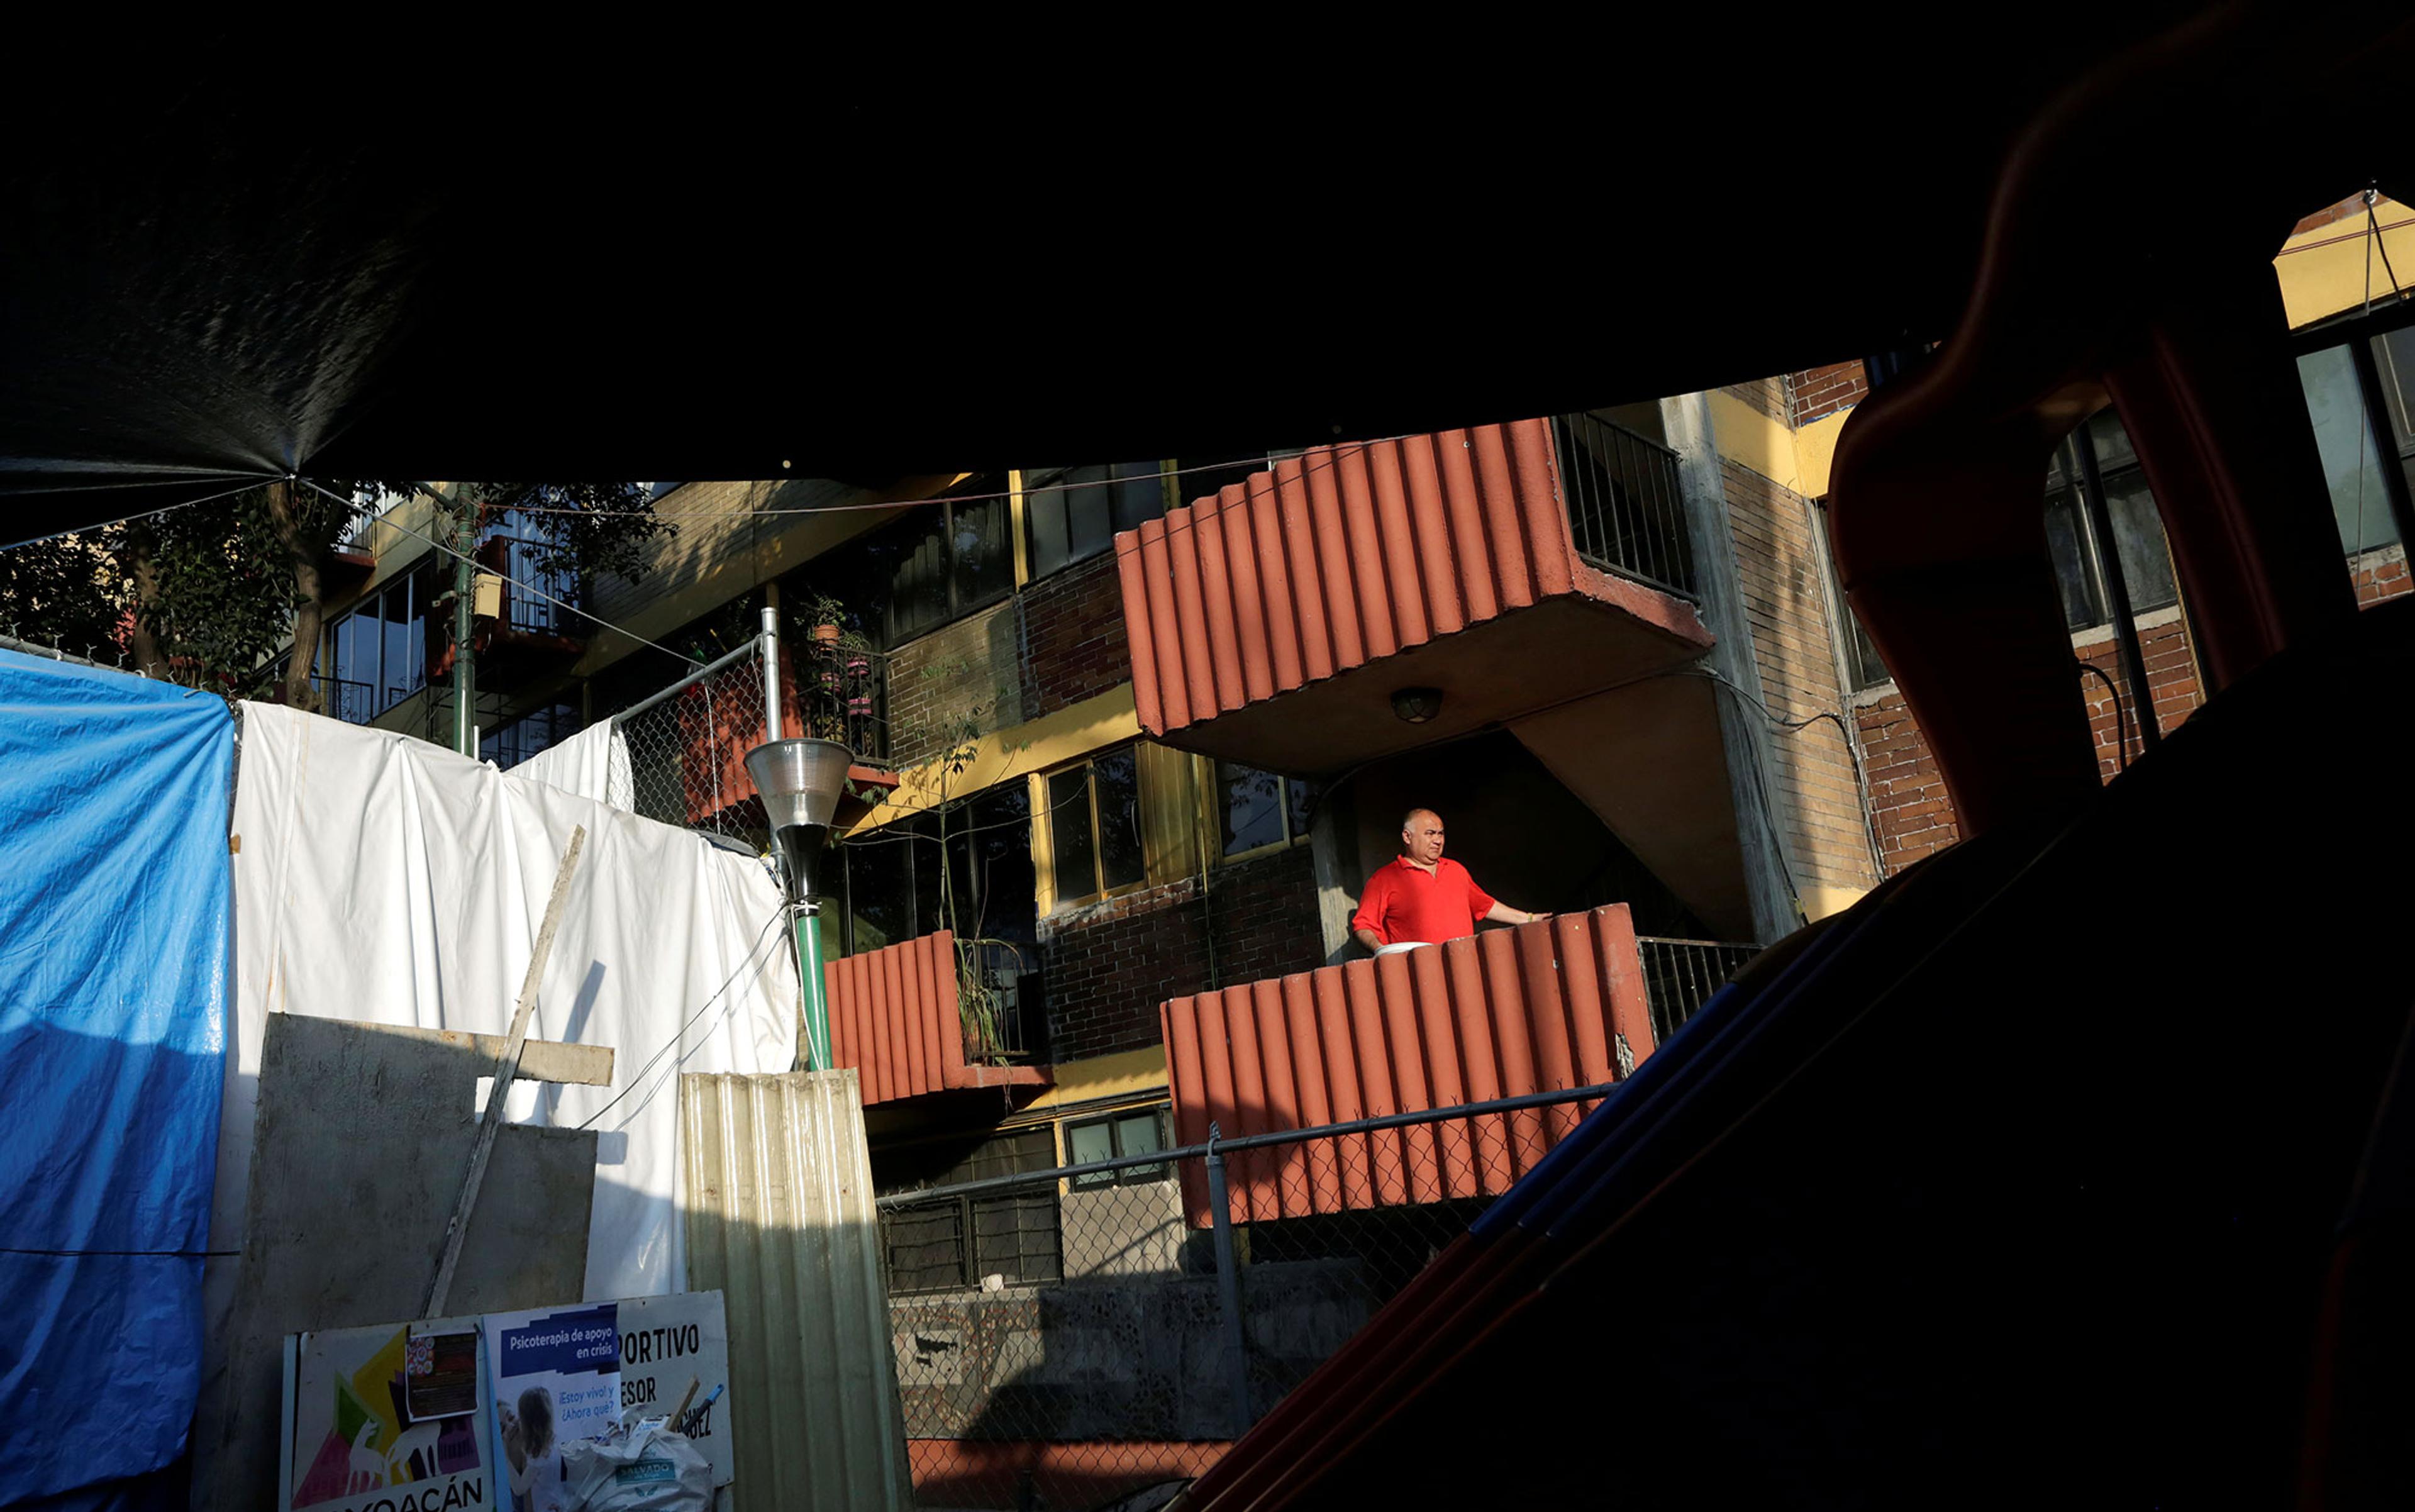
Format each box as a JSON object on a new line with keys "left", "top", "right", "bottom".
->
{"left": 575, "top": 907, "right": 793, "bottom": 1133}
{"left": 296, "top": 478, "right": 708, "bottom": 669}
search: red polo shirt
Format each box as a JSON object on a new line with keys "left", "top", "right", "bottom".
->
{"left": 1350, "top": 857, "right": 1497, "bottom": 946}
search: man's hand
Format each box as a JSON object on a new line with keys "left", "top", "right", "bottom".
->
{"left": 1485, "top": 903, "right": 1550, "bottom": 928}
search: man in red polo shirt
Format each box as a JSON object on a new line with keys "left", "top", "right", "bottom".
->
{"left": 1350, "top": 808, "right": 1546, "bottom": 952}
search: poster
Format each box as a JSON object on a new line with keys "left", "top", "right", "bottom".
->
{"left": 282, "top": 1316, "right": 492, "bottom": 1512}
{"left": 483, "top": 1303, "right": 622, "bottom": 1512}
{"left": 611, "top": 1291, "right": 734, "bottom": 1488}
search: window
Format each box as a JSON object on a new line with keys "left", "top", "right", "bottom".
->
{"left": 1047, "top": 744, "right": 1146, "bottom": 904}
{"left": 1828, "top": 410, "right": 2181, "bottom": 691}
{"left": 1023, "top": 463, "right": 1165, "bottom": 579}
{"left": 325, "top": 571, "right": 430, "bottom": 723}
{"left": 2296, "top": 334, "right": 2412, "bottom": 557}
{"left": 1215, "top": 761, "right": 1316, "bottom": 857}
{"left": 482, "top": 508, "right": 580, "bottom": 635}
{"left": 837, "top": 784, "right": 1037, "bottom": 959}
{"left": 486, "top": 704, "right": 580, "bottom": 770}
{"left": 799, "top": 482, "right": 1013, "bottom": 648}
{"left": 875, "top": 1126, "right": 1062, "bottom": 1292}
{"left": 1065, "top": 1106, "right": 1170, "bottom": 1191}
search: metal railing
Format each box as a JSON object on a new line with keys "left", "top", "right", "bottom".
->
{"left": 875, "top": 1082, "right": 1617, "bottom": 1511}
{"left": 1636, "top": 935, "right": 1760, "bottom": 1043}
{"left": 1551, "top": 412, "right": 1697, "bottom": 600}
{"left": 799, "top": 635, "right": 891, "bottom": 765}
{"left": 487, "top": 535, "right": 580, "bottom": 635}
{"left": 313, "top": 676, "right": 378, "bottom": 725}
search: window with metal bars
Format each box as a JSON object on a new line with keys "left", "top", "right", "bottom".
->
{"left": 875, "top": 1126, "right": 1063, "bottom": 1293}
{"left": 1063, "top": 1106, "right": 1170, "bottom": 1191}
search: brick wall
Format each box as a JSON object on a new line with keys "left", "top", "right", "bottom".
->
{"left": 1721, "top": 377, "right": 1792, "bottom": 426}
{"left": 1721, "top": 461, "right": 1885, "bottom": 896}
{"left": 1019, "top": 552, "right": 1133, "bottom": 716}
{"left": 2353, "top": 545, "right": 2410, "bottom": 608}
{"left": 1790, "top": 362, "right": 1868, "bottom": 426}
{"left": 1853, "top": 612, "right": 2210, "bottom": 874}
{"left": 884, "top": 599, "right": 1028, "bottom": 771}
{"left": 1041, "top": 843, "right": 1323, "bottom": 1063}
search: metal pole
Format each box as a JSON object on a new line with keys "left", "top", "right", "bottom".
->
{"left": 453, "top": 492, "right": 477, "bottom": 756}
{"left": 1206, "top": 1123, "right": 1253, "bottom": 1437}
{"left": 760, "top": 605, "right": 784, "bottom": 743}
{"left": 794, "top": 902, "right": 831, "bottom": 1073}
{"left": 2068, "top": 430, "right": 2160, "bottom": 752}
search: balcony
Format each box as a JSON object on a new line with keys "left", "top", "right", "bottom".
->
{"left": 1158, "top": 905, "right": 1756, "bottom": 1224}
{"left": 796, "top": 635, "right": 892, "bottom": 767}
{"left": 1113, "top": 417, "right": 1716, "bottom": 775}
{"left": 824, "top": 930, "right": 1051, "bottom": 1108}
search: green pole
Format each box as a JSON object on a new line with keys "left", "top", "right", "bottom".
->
{"left": 796, "top": 903, "right": 832, "bottom": 1072}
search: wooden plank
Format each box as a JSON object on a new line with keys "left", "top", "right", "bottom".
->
{"left": 423, "top": 826, "right": 587, "bottom": 1318}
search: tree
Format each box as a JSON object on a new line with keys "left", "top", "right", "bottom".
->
{"left": 0, "top": 480, "right": 672, "bottom": 705}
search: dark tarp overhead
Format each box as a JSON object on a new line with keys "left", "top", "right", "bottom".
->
{"left": 0, "top": 8, "right": 2226, "bottom": 546}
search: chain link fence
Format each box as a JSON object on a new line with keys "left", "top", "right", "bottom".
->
{"left": 611, "top": 636, "right": 775, "bottom": 847}
{"left": 877, "top": 1086, "right": 1606, "bottom": 1512}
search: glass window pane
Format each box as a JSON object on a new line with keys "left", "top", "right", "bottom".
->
{"left": 1048, "top": 767, "right": 1097, "bottom": 901}
{"left": 1109, "top": 460, "right": 1165, "bottom": 534}
{"left": 2297, "top": 345, "right": 2401, "bottom": 555}
{"left": 1093, "top": 747, "right": 1145, "bottom": 891}
{"left": 1067, "top": 1118, "right": 1115, "bottom": 1190}
{"left": 952, "top": 496, "right": 1014, "bottom": 608}
{"left": 2084, "top": 409, "right": 2140, "bottom": 474}
{"left": 844, "top": 827, "right": 915, "bottom": 954}
{"left": 1219, "top": 761, "right": 1285, "bottom": 855}
{"left": 1024, "top": 467, "right": 1075, "bottom": 580}
{"left": 909, "top": 813, "right": 943, "bottom": 940}
{"left": 2043, "top": 488, "right": 2106, "bottom": 631}
{"left": 1285, "top": 777, "right": 1316, "bottom": 842}
{"left": 380, "top": 588, "right": 413, "bottom": 709}
{"left": 961, "top": 785, "right": 1037, "bottom": 945}
{"left": 2101, "top": 471, "right": 2179, "bottom": 614}
{"left": 887, "top": 512, "right": 950, "bottom": 642}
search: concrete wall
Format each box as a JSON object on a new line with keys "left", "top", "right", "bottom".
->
{"left": 197, "top": 1016, "right": 598, "bottom": 1512}
{"left": 890, "top": 1259, "right": 1372, "bottom": 1442}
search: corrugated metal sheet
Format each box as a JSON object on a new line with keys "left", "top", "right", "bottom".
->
{"left": 1118, "top": 420, "right": 1658, "bottom": 738}
{"left": 1160, "top": 906, "right": 1658, "bottom": 1225}
{"left": 825, "top": 930, "right": 1049, "bottom": 1106}
{"left": 680, "top": 1067, "right": 914, "bottom": 1512}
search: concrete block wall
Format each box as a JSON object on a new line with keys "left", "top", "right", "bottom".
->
{"left": 1041, "top": 844, "right": 1323, "bottom": 1064}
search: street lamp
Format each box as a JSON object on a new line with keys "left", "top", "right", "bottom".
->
{"left": 745, "top": 737, "right": 853, "bottom": 1074}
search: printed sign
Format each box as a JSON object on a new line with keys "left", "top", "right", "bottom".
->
{"left": 484, "top": 1303, "right": 622, "bottom": 1512}
{"left": 282, "top": 1316, "right": 492, "bottom": 1512}
{"left": 611, "top": 1291, "right": 735, "bottom": 1487}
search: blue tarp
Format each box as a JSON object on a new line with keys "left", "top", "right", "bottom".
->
{"left": 0, "top": 652, "right": 234, "bottom": 1506}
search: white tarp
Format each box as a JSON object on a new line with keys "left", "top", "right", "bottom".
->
{"left": 209, "top": 703, "right": 797, "bottom": 1328}
{"left": 509, "top": 716, "right": 632, "bottom": 809}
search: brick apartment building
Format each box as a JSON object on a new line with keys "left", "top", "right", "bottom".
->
{"left": 295, "top": 186, "right": 2415, "bottom": 1491}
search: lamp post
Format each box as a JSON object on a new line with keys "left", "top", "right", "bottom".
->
{"left": 745, "top": 737, "right": 853, "bottom": 1074}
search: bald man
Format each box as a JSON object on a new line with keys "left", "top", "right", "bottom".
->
{"left": 1350, "top": 808, "right": 1546, "bottom": 953}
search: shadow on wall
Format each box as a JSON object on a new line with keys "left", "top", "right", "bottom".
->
{"left": 1345, "top": 730, "right": 1707, "bottom": 938}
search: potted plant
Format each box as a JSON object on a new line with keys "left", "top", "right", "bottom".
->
{"left": 797, "top": 590, "right": 850, "bottom": 647}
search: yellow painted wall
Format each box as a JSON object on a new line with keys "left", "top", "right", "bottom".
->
{"left": 2275, "top": 197, "right": 2415, "bottom": 330}
{"left": 1021, "top": 1046, "right": 1170, "bottom": 1111}
{"left": 845, "top": 681, "right": 1141, "bottom": 835}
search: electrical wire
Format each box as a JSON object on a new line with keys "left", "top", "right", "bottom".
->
{"left": 574, "top": 907, "right": 792, "bottom": 1133}
{"left": 484, "top": 443, "right": 1413, "bottom": 522}
{"left": 295, "top": 477, "right": 709, "bottom": 669}
{"left": 2077, "top": 660, "right": 2130, "bottom": 772}
{"left": 0, "top": 475, "right": 282, "bottom": 552}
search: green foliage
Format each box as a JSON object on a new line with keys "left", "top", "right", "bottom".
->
{"left": 0, "top": 479, "right": 674, "bottom": 694}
